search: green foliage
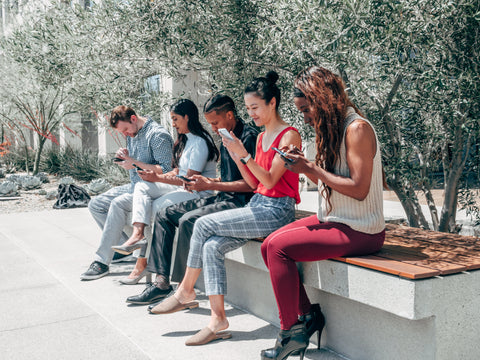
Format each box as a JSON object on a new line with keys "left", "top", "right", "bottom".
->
{"left": 1, "top": 0, "right": 478, "bottom": 231}
{"left": 97, "top": 161, "right": 130, "bottom": 187}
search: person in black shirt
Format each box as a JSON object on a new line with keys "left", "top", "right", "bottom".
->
{"left": 126, "top": 94, "right": 258, "bottom": 304}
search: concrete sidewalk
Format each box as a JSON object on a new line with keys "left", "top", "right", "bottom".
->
{"left": 0, "top": 208, "right": 345, "bottom": 360}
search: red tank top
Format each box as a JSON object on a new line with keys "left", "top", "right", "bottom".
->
{"left": 254, "top": 126, "right": 301, "bottom": 204}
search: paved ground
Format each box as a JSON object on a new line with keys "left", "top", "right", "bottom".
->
{"left": 0, "top": 207, "right": 346, "bottom": 360}
{"left": 1, "top": 190, "right": 475, "bottom": 360}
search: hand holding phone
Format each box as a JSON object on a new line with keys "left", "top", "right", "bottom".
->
{"left": 112, "top": 157, "right": 124, "bottom": 162}
{"left": 176, "top": 175, "right": 193, "bottom": 182}
{"left": 132, "top": 163, "right": 144, "bottom": 171}
{"left": 218, "top": 128, "right": 234, "bottom": 140}
{"left": 271, "top": 147, "right": 294, "bottom": 163}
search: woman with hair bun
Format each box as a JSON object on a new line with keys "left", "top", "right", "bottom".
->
{"left": 149, "top": 71, "right": 302, "bottom": 347}
{"left": 260, "top": 66, "right": 385, "bottom": 359}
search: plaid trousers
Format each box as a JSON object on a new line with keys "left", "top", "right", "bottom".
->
{"left": 187, "top": 193, "right": 296, "bottom": 295}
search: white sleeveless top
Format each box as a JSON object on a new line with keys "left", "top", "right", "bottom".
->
{"left": 317, "top": 107, "right": 385, "bottom": 234}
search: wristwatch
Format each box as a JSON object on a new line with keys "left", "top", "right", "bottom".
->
{"left": 240, "top": 153, "right": 251, "bottom": 164}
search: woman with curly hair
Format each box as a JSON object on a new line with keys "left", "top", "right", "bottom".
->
{"left": 260, "top": 66, "right": 386, "bottom": 360}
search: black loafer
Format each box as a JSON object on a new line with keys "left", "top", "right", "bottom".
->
{"left": 126, "top": 284, "right": 173, "bottom": 305}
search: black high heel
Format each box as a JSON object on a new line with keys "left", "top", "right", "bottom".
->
{"left": 300, "top": 303, "right": 326, "bottom": 349}
{"left": 261, "top": 322, "right": 308, "bottom": 360}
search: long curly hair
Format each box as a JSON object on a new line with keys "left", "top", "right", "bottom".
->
{"left": 295, "top": 66, "right": 363, "bottom": 212}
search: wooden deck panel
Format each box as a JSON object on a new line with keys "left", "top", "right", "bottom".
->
{"left": 332, "top": 255, "right": 442, "bottom": 279}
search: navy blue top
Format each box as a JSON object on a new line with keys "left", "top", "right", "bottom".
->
{"left": 218, "top": 119, "right": 258, "bottom": 206}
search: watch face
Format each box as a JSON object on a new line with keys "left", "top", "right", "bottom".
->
{"left": 240, "top": 154, "right": 250, "bottom": 164}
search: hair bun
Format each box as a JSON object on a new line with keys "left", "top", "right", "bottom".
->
{"left": 265, "top": 70, "right": 279, "bottom": 85}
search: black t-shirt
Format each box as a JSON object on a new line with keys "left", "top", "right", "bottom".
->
{"left": 218, "top": 119, "right": 258, "bottom": 206}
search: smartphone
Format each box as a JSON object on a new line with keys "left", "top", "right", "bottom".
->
{"left": 176, "top": 175, "right": 193, "bottom": 182}
{"left": 112, "top": 157, "right": 124, "bottom": 162}
{"left": 218, "top": 128, "right": 233, "bottom": 140}
{"left": 132, "top": 163, "right": 144, "bottom": 171}
{"left": 271, "top": 147, "right": 294, "bottom": 163}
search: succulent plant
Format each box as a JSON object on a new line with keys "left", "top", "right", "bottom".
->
{"left": 20, "top": 176, "right": 43, "bottom": 190}
{"left": 84, "top": 178, "right": 112, "bottom": 195}
{"left": 34, "top": 172, "right": 50, "bottom": 183}
{"left": 0, "top": 181, "right": 18, "bottom": 197}
{"left": 59, "top": 176, "right": 74, "bottom": 185}
{"left": 6, "top": 174, "right": 23, "bottom": 186}
{"left": 45, "top": 190, "right": 57, "bottom": 200}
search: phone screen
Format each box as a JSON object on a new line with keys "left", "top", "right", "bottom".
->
{"left": 272, "top": 147, "right": 294, "bottom": 163}
{"left": 176, "top": 175, "right": 193, "bottom": 182}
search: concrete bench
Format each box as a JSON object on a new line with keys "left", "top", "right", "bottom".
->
{"left": 210, "top": 210, "right": 480, "bottom": 360}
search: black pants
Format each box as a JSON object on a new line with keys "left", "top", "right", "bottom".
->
{"left": 146, "top": 193, "right": 243, "bottom": 282}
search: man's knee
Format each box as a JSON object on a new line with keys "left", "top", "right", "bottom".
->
{"left": 88, "top": 195, "right": 106, "bottom": 213}
{"left": 178, "top": 212, "right": 198, "bottom": 233}
{"left": 110, "top": 196, "right": 123, "bottom": 208}
{"left": 154, "top": 208, "right": 168, "bottom": 224}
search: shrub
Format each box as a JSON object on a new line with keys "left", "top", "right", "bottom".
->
{"left": 40, "top": 147, "right": 102, "bottom": 182}
{"left": 39, "top": 147, "right": 129, "bottom": 185}
{"left": 0, "top": 146, "right": 35, "bottom": 173}
{"left": 97, "top": 160, "right": 129, "bottom": 186}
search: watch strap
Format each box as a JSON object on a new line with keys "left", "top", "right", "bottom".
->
{"left": 240, "top": 153, "right": 251, "bottom": 164}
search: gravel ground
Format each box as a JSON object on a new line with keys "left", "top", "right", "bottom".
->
{"left": 0, "top": 173, "right": 89, "bottom": 214}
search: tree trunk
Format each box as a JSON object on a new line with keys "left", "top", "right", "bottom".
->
{"left": 23, "top": 144, "right": 30, "bottom": 174}
{"left": 388, "top": 179, "right": 430, "bottom": 229}
{"left": 438, "top": 117, "right": 473, "bottom": 233}
{"left": 414, "top": 145, "right": 440, "bottom": 230}
{"left": 33, "top": 136, "right": 46, "bottom": 176}
{"left": 438, "top": 167, "right": 462, "bottom": 233}
{"left": 422, "top": 187, "right": 439, "bottom": 231}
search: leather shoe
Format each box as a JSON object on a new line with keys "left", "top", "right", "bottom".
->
{"left": 112, "top": 239, "right": 147, "bottom": 255}
{"left": 126, "top": 284, "right": 173, "bottom": 305}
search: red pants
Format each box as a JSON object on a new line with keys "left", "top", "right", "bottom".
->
{"left": 261, "top": 215, "right": 385, "bottom": 330}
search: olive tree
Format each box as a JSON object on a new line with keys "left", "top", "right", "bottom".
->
{"left": 1, "top": 0, "right": 478, "bottom": 232}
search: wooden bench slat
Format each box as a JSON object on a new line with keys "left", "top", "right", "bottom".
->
{"left": 385, "top": 224, "right": 480, "bottom": 247}
{"left": 386, "top": 235, "right": 480, "bottom": 255}
{"left": 332, "top": 255, "right": 441, "bottom": 279}
{"left": 376, "top": 247, "right": 468, "bottom": 275}
{"left": 384, "top": 238, "right": 480, "bottom": 270}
